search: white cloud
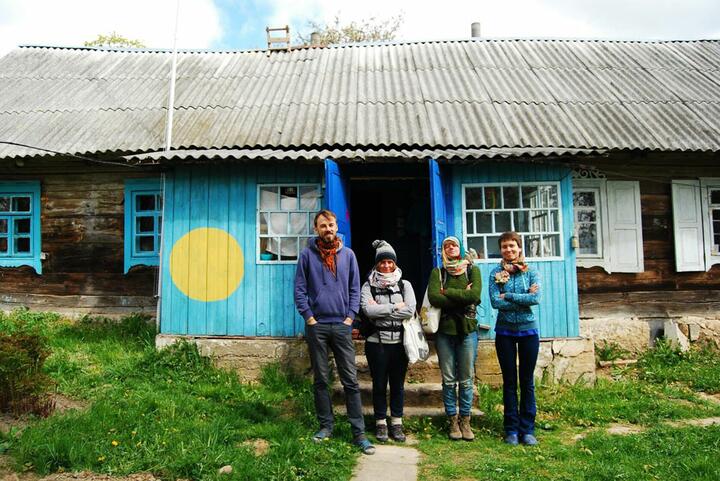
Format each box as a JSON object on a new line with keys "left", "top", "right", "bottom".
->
{"left": 263, "top": 0, "right": 719, "bottom": 43}
{"left": 0, "top": 0, "right": 222, "bottom": 57}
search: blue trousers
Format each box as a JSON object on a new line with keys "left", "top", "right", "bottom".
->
{"left": 436, "top": 331, "right": 478, "bottom": 416}
{"left": 495, "top": 333, "right": 540, "bottom": 436}
{"left": 305, "top": 322, "right": 365, "bottom": 438}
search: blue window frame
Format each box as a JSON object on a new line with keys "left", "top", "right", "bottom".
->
{"left": 0, "top": 181, "right": 42, "bottom": 273}
{"left": 124, "top": 179, "right": 162, "bottom": 273}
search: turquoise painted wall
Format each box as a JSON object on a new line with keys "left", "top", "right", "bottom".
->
{"left": 160, "top": 164, "right": 322, "bottom": 337}
{"left": 451, "top": 163, "right": 580, "bottom": 340}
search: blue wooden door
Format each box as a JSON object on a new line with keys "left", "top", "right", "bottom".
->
{"left": 429, "top": 159, "right": 448, "bottom": 267}
{"left": 324, "top": 159, "right": 352, "bottom": 247}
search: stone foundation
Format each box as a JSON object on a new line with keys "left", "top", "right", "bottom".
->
{"left": 476, "top": 337, "right": 596, "bottom": 386}
{"left": 158, "top": 334, "right": 596, "bottom": 385}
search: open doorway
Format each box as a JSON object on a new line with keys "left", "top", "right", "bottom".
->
{"left": 349, "top": 172, "right": 433, "bottom": 302}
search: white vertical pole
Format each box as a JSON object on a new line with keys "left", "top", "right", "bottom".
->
{"left": 157, "top": 0, "right": 180, "bottom": 330}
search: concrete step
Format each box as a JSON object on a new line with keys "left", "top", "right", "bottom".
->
{"left": 352, "top": 354, "right": 443, "bottom": 384}
{"left": 332, "top": 381, "right": 480, "bottom": 408}
{"left": 335, "top": 404, "right": 485, "bottom": 418}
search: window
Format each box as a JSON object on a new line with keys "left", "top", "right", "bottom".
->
{"left": 672, "top": 178, "right": 720, "bottom": 271}
{"left": 257, "top": 184, "right": 321, "bottom": 263}
{"left": 573, "top": 179, "right": 644, "bottom": 273}
{"left": 462, "top": 182, "right": 562, "bottom": 261}
{"left": 0, "top": 181, "right": 41, "bottom": 273}
{"left": 124, "top": 179, "right": 162, "bottom": 273}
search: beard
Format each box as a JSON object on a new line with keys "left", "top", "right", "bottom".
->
{"left": 320, "top": 232, "right": 336, "bottom": 243}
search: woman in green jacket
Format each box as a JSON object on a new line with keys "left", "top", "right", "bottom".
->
{"left": 427, "top": 236, "right": 481, "bottom": 441}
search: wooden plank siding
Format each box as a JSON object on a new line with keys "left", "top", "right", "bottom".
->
{"left": 577, "top": 153, "right": 720, "bottom": 294}
{"left": 159, "top": 164, "right": 322, "bottom": 336}
{"left": 450, "top": 162, "right": 580, "bottom": 340}
{"left": 0, "top": 159, "right": 161, "bottom": 315}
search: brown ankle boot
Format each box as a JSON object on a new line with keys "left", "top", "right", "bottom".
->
{"left": 448, "top": 415, "right": 462, "bottom": 441}
{"left": 460, "top": 415, "right": 475, "bottom": 441}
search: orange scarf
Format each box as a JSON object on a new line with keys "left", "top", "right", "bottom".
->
{"left": 316, "top": 237, "right": 341, "bottom": 275}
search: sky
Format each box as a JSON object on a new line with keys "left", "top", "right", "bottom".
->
{"left": 1, "top": 0, "right": 719, "bottom": 57}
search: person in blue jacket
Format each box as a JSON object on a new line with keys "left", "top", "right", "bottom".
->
{"left": 489, "top": 231, "right": 541, "bottom": 446}
{"left": 294, "top": 209, "right": 375, "bottom": 455}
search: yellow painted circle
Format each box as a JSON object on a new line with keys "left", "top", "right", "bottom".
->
{"left": 169, "top": 227, "right": 244, "bottom": 302}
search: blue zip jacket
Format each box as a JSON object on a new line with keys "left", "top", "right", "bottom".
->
{"left": 489, "top": 264, "right": 540, "bottom": 332}
{"left": 294, "top": 237, "right": 360, "bottom": 324}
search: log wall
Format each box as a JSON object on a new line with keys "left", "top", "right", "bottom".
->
{"left": 0, "top": 158, "right": 161, "bottom": 316}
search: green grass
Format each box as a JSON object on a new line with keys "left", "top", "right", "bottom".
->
{"left": 637, "top": 339, "right": 720, "bottom": 393}
{"left": 3, "top": 312, "right": 357, "bottom": 481}
{"left": 416, "top": 340, "right": 720, "bottom": 481}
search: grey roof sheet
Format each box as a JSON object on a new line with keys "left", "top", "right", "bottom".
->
{"left": 1, "top": 39, "right": 720, "bottom": 160}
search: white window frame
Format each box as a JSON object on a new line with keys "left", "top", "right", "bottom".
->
{"left": 573, "top": 179, "right": 645, "bottom": 274}
{"left": 701, "top": 178, "right": 720, "bottom": 269}
{"left": 256, "top": 183, "right": 321, "bottom": 264}
{"left": 461, "top": 181, "right": 564, "bottom": 263}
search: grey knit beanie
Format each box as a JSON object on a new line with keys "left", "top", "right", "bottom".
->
{"left": 372, "top": 239, "right": 397, "bottom": 264}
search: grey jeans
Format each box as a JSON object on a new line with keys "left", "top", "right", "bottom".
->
{"left": 305, "top": 322, "right": 365, "bottom": 438}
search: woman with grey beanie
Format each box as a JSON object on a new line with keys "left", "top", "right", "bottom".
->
{"left": 360, "top": 240, "right": 417, "bottom": 443}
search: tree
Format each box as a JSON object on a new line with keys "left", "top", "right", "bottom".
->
{"left": 84, "top": 32, "right": 146, "bottom": 49}
{"left": 297, "top": 14, "right": 403, "bottom": 47}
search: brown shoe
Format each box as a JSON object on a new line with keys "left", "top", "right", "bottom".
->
{"left": 448, "top": 415, "right": 462, "bottom": 441}
{"left": 460, "top": 415, "right": 475, "bottom": 441}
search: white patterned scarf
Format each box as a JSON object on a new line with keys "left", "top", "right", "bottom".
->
{"left": 368, "top": 267, "right": 403, "bottom": 289}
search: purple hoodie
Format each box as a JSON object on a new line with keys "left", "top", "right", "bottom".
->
{"left": 294, "top": 237, "right": 360, "bottom": 324}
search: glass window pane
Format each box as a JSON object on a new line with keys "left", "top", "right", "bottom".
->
{"left": 136, "top": 194, "right": 155, "bottom": 212}
{"left": 476, "top": 212, "right": 492, "bottom": 233}
{"left": 495, "top": 211, "right": 511, "bottom": 233}
{"left": 466, "top": 236, "right": 485, "bottom": 260}
{"left": 269, "top": 213, "right": 288, "bottom": 235}
{"left": 157, "top": 195, "right": 163, "bottom": 211}
{"left": 484, "top": 187, "right": 501, "bottom": 209}
{"left": 487, "top": 235, "right": 501, "bottom": 259}
{"left": 15, "top": 237, "right": 30, "bottom": 253}
{"left": 550, "top": 210, "right": 560, "bottom": 232}
{"left": 259, "top": 213, "right": 269, "bottom": 234}
{"left": 539, "top": 185, "right": 558, "bottom": 208}
{"left": 577, "top": 210, "right": 596, "bottom": 223}
{"left": 300, "top": 186, "right": 321, "bottom": 210}
{"left": 137, "top": 236, "right": 155, "bottom": 252}
{"left": 259, "top": 186, "right": 278, "bottom": 210}
{"left": 465, "top": 187, "right": 483, "bottom": 209}
{"left": 530, "top": 210, "right": 549, "bottom": 232}
{"left": 14, "top": 218, "right": 30, "bottom": 234}
{"left": 710, "top": 189, "right": 720, "bottom": 205}
{"left": 712, "top": 210, "right": 720, "bottom": 222}
{"left": 543, "top": 235, "right": 560, "bottom": 257}
{"left": 524, "top": 235, "right": 542, "bottom": 257}
{"left": 578, "top": 224, "right": 598, "bottom": 255}
{"left": 573, "top": 191, "right": 596, "bottom": 207}
{"left": 290, "top": 213, "right": 307, "bottom": 235}
{"left": 514, "top": 211, "right": 529, "bottom": 232}
{"left": 0, "top": 219, "right": 6, "bottom": 234}
{"left": 0, "top": 197, "right": 9, "bottom": 212}
{"left": 280, "top": 238, "right": 299, "bottom": 260}
{"left": 259, "top": 238, "right": 277, "bottom": 260}
{"left": 522, "top": 186, "right": 539, "bottom": 209}
{"left": 466, "top": 212, "right": 474, "bottom": 233}
{"left": 12, "top": 197, "right": 30, "bottom": 212}
{"left": 137, "top": 216, "right": 155, "bottom": 233}
{"left": 503, "top": 186, "right": 520, "bottom": 209}
{"left": 0, "top": 237, "right": 7, "bottom": 253}
{"left": 280, "top": 186, "right": 298, "bottom": 210}
{"left": 158, "top": 216, "right": 162, "bottom": 234}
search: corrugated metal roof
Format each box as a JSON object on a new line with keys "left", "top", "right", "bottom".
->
{"left": 1, "top": 39, "right": 720, "bottom": 160}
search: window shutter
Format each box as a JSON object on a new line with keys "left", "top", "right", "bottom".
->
{"left": 672, "top": 180, "right": 705, "bottom": 272}
{"left": 607, "top": 181, "right": 644, "bottom": 273}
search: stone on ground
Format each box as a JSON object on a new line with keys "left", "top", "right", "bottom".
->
{"left": 351, "top": 445, "right": 419, "bottom": 481}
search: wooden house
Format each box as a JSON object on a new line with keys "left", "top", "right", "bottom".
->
{"left": 1, "top": 39, "right": 719, "bottom": 377}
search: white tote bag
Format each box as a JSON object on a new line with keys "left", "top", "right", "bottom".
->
{"left": 403, "top": 315, "right": 430, "bottom": 364}
{"left": 419, "top": 270, "right": 442, "bottom": 334}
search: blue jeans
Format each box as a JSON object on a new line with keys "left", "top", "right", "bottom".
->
{"left": 365, "top": 341, "right": 408, "bottom": 420}
{"left": 305, "top": 322, "right": 365, "bottom": 438}
{"left": 495, "top": 333, "right": 540, "bottom": 436}
{"left": 436, "top": 331, "right": 478, "bottom": 416}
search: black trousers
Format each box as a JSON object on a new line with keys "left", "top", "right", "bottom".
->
{"left": 365, "top": 341, "right": 408, "bottom": 420}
